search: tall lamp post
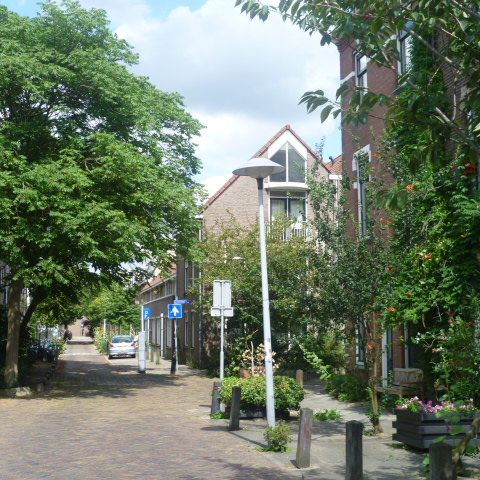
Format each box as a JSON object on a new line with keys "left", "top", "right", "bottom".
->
{"left": 233, "top": 157, "right": 284, "bottom": 428}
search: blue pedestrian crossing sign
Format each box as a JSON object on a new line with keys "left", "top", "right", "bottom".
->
{"left": 168, "top": 304, "right": 183, "bottom": 319}
{"left": 143, "top": 307, "right": 152, "bottom": 319}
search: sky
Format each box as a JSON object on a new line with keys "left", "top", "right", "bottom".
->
{"left": 2, "top": 0, "right": 341, "bottom": 196}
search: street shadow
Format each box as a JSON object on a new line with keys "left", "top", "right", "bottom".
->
{"left": 17, "top": 357, "right": 195, "bottom": 401}
{"left": 201, "top": 424, "right": 268, "bottom": 450}
{"left": 184, "top": 454, "right": 298, "bottom": 480}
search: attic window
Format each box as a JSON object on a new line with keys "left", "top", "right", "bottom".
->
{"left": 269, "top": 143, "right": 306, "bottom": 183}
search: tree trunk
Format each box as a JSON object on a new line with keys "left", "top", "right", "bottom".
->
{"left": 366, "top": 317, "right": 383, "bottom": 435}
{"left": 21, "top": 293, "right": 43, "bottom": 330}
{"left": 4, "top": 279, "right": 25, "bottom": 388}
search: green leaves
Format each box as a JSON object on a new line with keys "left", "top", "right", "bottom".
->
{"left": 299, "top": 89, "right": 328, "bottom": 112}
{"left": 0, "top": 2, "right": 202, "bottom": 313}
{"left": 320, "top": 104, "right": 334, "bottom": 123}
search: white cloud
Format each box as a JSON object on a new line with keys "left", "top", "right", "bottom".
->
{"left": 202, "top": 174, "right": 232, "bottom": 198}
{"left": 79, "top": 0, "right": 341, "bottom": 190}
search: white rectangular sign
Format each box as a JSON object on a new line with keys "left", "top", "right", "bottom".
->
{"left": 213, "top": 280, "right": 232, "bottom": 308}
{"left": 210, "top": 307, "right": 234, "bottom": 317}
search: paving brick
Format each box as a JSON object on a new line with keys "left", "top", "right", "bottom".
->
{"left": 0, "top": 344, "right": 300, "bottom": 480}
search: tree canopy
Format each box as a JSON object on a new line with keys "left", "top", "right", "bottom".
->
{"left": 0, "top": 1, "right": 203, "bottom": 386}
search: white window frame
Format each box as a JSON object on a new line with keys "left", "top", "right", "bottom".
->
{"left": 184, "top": 260, "right": 189, "bottom": 291}
{"left": 142, "top": 278, "right": 175, "bottom": 305}
{"left": 355, "top": 323, "right": 366, "bottom": 368}
{"left": 268, "top": 142, "right": 307, "bottom": 184}
{"left": 184, "top": 314, "right": 189, "bottom": 347}
{"left": 397, "top": 30, "right": 412, "bottom": 76}
{"left": 353, "top": 145, "right": 371, "bottom": 237}
{"left": 269, "top": 191, "right": 307, "bottom": 223}
{"left": 191, "top": 314, "right": 195, "bottom": 349}
{"left": 355, "top": 53, "right": 368, "bottom": 100}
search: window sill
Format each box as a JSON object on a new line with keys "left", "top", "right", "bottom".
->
{"left": 266, "top": 182, "right": 309, "bottom": 192}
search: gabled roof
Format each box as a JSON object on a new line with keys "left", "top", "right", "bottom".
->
{"left": 324, "top": 154, "right": 343, "bottom": 175}
{"left": 206, "top": 125, "right": 320, "bottom": 207}
{"left": 252, "top": 124, "right": 321, "bottom": 161}
{"left": 140, "top": 267, "right": 176, "bottom": 293}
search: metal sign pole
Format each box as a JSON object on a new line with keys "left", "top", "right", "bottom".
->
{"left": 138, "top": 305, "right": 146, "bottom": 373}
{"left": 174, "top": 318, "right": 179, "bottom": 373}
{"left": 211, "top": 280, "right": 233, "bottom": 382}
{"left": 147, "top": 315, "right": 150, "bottom": 359}
{"left": 160, "top": 312, "right": 164, "bottom": 357}
{"left": 220, "top": 282, "right": 224, "bottom": 381}
{"left": 170, "top": 317, "right": 176, "bottom": 375}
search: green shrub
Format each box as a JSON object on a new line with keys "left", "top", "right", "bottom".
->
{"left": 314, "top": 408, "right": 343, "bottom": 422}
{"left": 93, "top": 328, "right": 111, "bottom": 355}
{"left": 220, "top": 376, "right": 304, "bottom": 412}
{"left": 325, "top": 374, "right": 368, "bottom": 403}
{"left": 210, "top": 411, "right": 229, "bottom": 419}
{"left": 450, "top": 378, "right": 480, "bottom": 405}
{"left": 278, "top": 330, "right": 346, "bottom": 372}
{"left": 264, "top": 420, "right": 291, "bottom": 452}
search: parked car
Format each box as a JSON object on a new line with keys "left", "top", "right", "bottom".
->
{"left": 108, "top": 335, "right": 136, "bottom": 359}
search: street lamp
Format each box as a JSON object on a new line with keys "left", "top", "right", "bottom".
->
{"left": 233, "top": 157, "right": 284, "bottom": 427}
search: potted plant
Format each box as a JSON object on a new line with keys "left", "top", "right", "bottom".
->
{"left": 220, "top": 375, "right": 304, "bottom": 419}
{"left": 393, "top": 396, "right": 480, "bottom": 449}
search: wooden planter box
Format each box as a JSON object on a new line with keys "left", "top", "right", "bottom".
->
{"left": 393, "top": 409, "right": 480, "bottom": 449}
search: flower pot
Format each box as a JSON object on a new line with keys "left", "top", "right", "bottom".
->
{"left": 393, "top": 409, "right": 480, "bottom": 450}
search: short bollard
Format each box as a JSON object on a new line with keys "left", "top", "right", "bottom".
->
{"left": 154, "top": 347, "right": 160, "bottom": 365}
{"left": 210, "top": 381, "right": 221, "bottom": 415}
{"left": 149, "top": 346, "right": 154, "bottom": 362}
{"left": 296, "top": 407, "right": 313, "bottom": 468}
{"left": 429, "top": 443, "right": 457, "bottom": 480}
{"left": 296, "top": 369, "right": 304, "bottom": 388}
{"left": 228, "top": 386, "right": 241, "bottom": 431}
{"left": 346, "top": 420, "right": 363, "bottom": 480}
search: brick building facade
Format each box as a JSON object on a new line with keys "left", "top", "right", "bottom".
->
{"left": 337, "top": 35, "right": 423, "bottom": 381}
{"left": 139, "top": 125, "right": 339, "bottom": 368}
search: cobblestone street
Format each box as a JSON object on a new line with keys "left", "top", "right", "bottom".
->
{"left": 0, "top": 343, "right": 298, "bottom": 480}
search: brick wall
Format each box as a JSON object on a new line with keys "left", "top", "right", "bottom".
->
{"left": 338, "top": 42, "right": 405, "bottom": 372}
{"left": 203, "top": 175, "right": 259, "bottom": 233}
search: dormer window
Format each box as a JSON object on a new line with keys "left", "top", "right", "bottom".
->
{"left": 269, "top": 143, "right": 306, "bottom": 183}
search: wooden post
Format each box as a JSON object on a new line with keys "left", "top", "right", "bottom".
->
{"left": 296, "top": 369, "right": 304, "bottom": 387}
{"left": 429, "top": 443, "right": 457, "bottom": 480}
{"left": 296, "top": 407, "right": 313, "bottom": 468}
{"left": 228, "top": 386, "right": 241, "bottom": 431}
{"left": 346, "top": 420, "right": 363, "bottom": 480}
{"left": 210, "top": 381, "right": 221, "bottom": 415}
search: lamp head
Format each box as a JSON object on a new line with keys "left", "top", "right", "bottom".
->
{"left": 232, "top": 157, "right": 285, "bottom": 179}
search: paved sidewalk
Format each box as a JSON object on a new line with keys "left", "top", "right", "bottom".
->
{"left": 203, "top": 380, "right": 480, "bottom": 479}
